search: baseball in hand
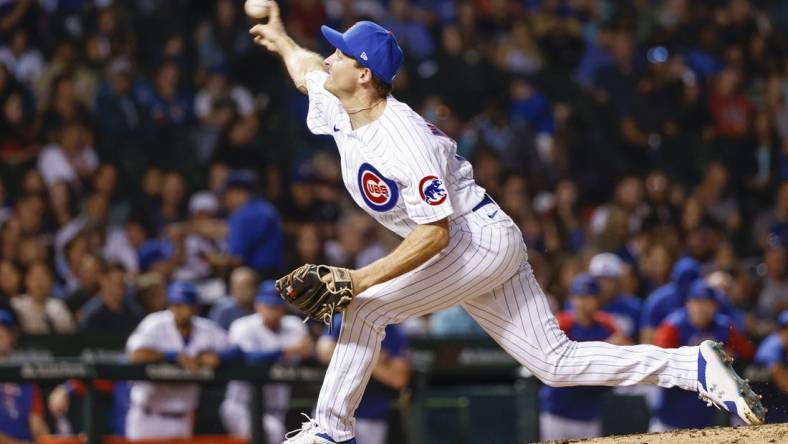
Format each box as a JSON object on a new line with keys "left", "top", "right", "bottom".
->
{"left": 244, "top": 0, "right": 270, "bottom": 19}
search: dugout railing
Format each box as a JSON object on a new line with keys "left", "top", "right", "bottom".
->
{"left": 2, "top": 334, "right": 769, "bottom": 443}
{"left": 4, "top": 334, "right": 542, "bottom": 444}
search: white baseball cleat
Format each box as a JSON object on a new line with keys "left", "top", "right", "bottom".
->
{"left": 282, "top": 414, "right": 356, "bottom": 444}
{"left": 696, "top": 340, "right": 766, "bottom": 425}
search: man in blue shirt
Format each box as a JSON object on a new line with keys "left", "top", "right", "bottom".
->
{"left": 755, "top": 310, "right": 788, "bottom": 423}
{"left": 317, "top": 315, "right": 410, "bottom": 444}
{"left": 199, "top": 170, "right": 284, "bottom": 279}
{"left": 641, "top": 257, "right": 740, "bottom": 343}
{"left": 588, "top": 252, "right": 642, "bottom": 343}
{"left": 540, "top": 274, "right": 619, "bottom": 441}
{"left": 652, "top": 281, "right": 754, "bottom": 431}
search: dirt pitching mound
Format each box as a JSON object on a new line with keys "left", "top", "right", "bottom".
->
{"left": 542, "top": 422, "right": 788, "bottom": 444}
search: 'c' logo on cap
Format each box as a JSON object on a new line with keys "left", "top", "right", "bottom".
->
{"left": 360, "top": 52, "right": 368, "bottom": 61}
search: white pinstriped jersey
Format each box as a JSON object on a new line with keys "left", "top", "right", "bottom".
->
{"left": 224, "top": 313, "right": 309, "bottom": 412}
{"left": 125, "top": 311, "right": 229, "bottom": 412}
{"left": 305, "top": 71, "right": 487, "bottom": 237}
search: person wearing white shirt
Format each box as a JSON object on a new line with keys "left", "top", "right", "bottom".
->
{"left": 125, "top": 281, "right": 229, "bottom": 440}
{"left": 220, "top": 280, "right": 312, "bottom": 443}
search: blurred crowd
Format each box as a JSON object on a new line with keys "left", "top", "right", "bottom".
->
{"left": 1, "top": 0, "right": 788, "bottom": 442}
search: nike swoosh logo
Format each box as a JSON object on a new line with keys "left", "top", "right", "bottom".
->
{"left": 487, "top": 210, "right": 498, "bottom": 218}
{"left": 333, "top": 125, "right": 339, "bottom": 132}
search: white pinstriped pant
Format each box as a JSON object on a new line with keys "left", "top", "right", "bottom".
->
{"left": 316, "top": 205, "right": 699, "bottom": 441}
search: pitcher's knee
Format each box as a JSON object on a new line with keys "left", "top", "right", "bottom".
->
{"left": 345, "top": 296, "right": 397, "bottom": 329}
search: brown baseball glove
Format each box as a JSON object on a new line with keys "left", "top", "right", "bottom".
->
{"left": 275, "top": 264, "right": 354, "bottom": 330}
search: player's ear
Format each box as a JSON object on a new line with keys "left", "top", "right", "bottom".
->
{"left": 358, "top": 67, "right": 372, "bottom": 86}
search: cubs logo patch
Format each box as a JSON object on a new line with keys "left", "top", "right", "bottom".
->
{"left": 419, "top": 175, "right": 448, "bottom": 206}
{"left": 357, "top": 163, "right": 399, "bottom": 212}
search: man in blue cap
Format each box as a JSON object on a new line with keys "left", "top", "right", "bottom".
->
{"left": 250, "top": 3, "right": 765, "bottom": 443}
{"left": 125, "top": 281, "right": 229, "bottom": 440}
{"left": 652, "top": 281, "right": 754, "bottom": 431}
{"left": 641, "top": 257, "right": 739, "bottom": 343}
{"left": 539, "top": 274, "right": 620, "bottom": 441}
{"left": 221, "top": 280, "right": 312, "bottom": 443}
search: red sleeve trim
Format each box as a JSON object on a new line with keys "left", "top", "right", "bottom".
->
{"left": 594, "top": 312, "right": 619, "bottom": 336}
{"left": 654, "top": 324, "right": 681, "bottom": 348}
{"left": 556, "top": 312, "right": 573, "bottom": 334}
{"left": 30, "top": 384, "right": 43, "bottom": 416}
{"left": 727, "top": 326, "right": 755, "bottom": 360}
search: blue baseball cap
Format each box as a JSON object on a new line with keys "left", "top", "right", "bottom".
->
{"left": 220, "top": 170, "right": 257, "bottom": 194}
{"left": 777, "top": 311, "right": 788, "bottom": 329}
{"left": 255, "top": 280, "right": 286, "bottom": 307}
{"left": 321, "top": 21, "right": 404, "bottom": 84}
{"left": 0, "top": 309, "right": 16, "bottom": 328}
{"left": 671, "top": 257, "right": 701, "bottom": 288}
{"left": 687, "top": 280, "right": 719, "bottom": 302}
{"left": 570, "top": 273, "right": 600, "bottom": 297}
{"left": 167, "top": 281, "right": 199, "bottom": 305}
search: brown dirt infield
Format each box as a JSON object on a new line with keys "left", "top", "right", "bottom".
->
{"left": 541, "top": 422, "right": 788, "bottom": 444}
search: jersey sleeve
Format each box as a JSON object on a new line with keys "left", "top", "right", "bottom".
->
{"left": 392, "top": 135, "right": 455, "bottom": 224}
{"left": 209, "top": 323, "right": 230, "bottom": 352}
{"left": 125, "top": 316, "right": 161, "bottom": 352}
{"left": 304, "top": 70, "right": 342, "bottom": 136}
{"left": 228, "top": 319, "right": 255, "bottom": 351}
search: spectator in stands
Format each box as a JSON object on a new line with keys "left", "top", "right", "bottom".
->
{"left": 138, "top": 60, "right": 193, "bottom": 167}
{"left": 134, "top": 272, "right": 167, "bottom": 315}
{"left": 80, "top": 263, "right": 142, "bottom": 334}
{"left": 587, "top": 253, "right": 642, "bottom": 343}
{"left": 209, "top": 266, "right": 258, "bottom": 330}
{"left": 125, "top": 281, "right": 228, "bottom": 440}
{"left": 0, "top": 89, "right": 37, "bottom": 172}
{"left": 172, "top": 191, "right": 223, "bottom": 288}
{"left": 37, "top": 121, "right": 99, "bottom": 189}
{"left": 539, "top": 274, "right": 621, "bottom": 441}
{"left": 318, "top": 313, "right": 410, "bottom": 444}
{"left": 0, "top": 27, "right": 43, "bottom": 87}
{"left": 11, "top": 261, "right": 75, "bottom": 334}
{"left": 0, "top": 259, "right": 20, "bottom": 310}
{"left": 197, "top": 170, "right": 283, "bottom": 279}
{"left": 64, "top": 252, "right": 104, "bottom": 316}
{"left": 756, "top": 245, "right": 788, "bottom": 323}
{"left": 37, "top": 74, "right": 92, "bottom": 144}
{"left": 94, "top": 56, "right": 149, "bottom": 172}
{"left": 641, "top": 257, "right": 702, "bottom": 343}
{"left": 754, "top": 310, "right": 788, "bottom": 423}
{"left": 221, "top": 280, "right": 312, "bottom": 443}
{"left": 0, "top": 309, "right": 49, "bottom": 442}
{"left": 651, "top": 281, "right": 754, "bottom": 431}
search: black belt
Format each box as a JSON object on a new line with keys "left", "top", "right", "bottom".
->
{"left": 143, "top": 407, "right": 188, "bottom": 419}
{"left": 472, "top": 194, "right": 494, "bottom": 212}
